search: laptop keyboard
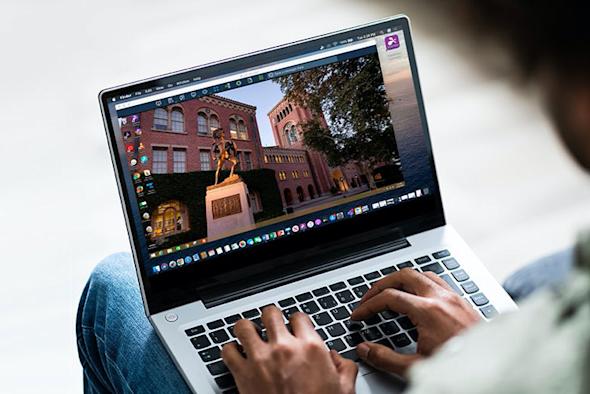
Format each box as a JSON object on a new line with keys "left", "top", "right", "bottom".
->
{"left": 184, "top": 250, "right": 498, "bottom": 393}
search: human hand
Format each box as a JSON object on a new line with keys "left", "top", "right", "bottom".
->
{"left": 351, "top": 268, "right": 480, "bottom": 375}
{"left": 222, "top": 306, "right": 358, "bottom": 394}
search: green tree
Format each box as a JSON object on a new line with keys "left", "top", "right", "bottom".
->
{"left": 276, "top": 53, "right": 399, "bottom": 189}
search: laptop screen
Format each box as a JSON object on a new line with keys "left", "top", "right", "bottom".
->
{"left": 102, "top": 17, "right": 443, "bottom": 310}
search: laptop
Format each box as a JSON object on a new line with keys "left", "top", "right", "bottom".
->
{"left": 99, "top": 15, "right": 517, "bottom": 393}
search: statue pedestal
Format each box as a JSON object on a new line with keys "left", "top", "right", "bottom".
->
{"left": 205, "top": 175, "right": 255, "bottom": 240}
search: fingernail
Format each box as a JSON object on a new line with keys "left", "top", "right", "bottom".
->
{"left": 357, "top": 343, "right": 370, "bottom": 359}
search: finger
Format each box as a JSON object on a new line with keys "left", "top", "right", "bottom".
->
{"left": 351, "top": 287, "right": 426, "bottom": 321}
{"left": 261, "top": 305, "right": 290, "bottom": 343}
{"left": 221, "top": 341, "right": 246, "bottom": 373}
{"left": 356, "top": 342, "right": 421, "bottom": 376}
{"left": 361, "top": 269, "right": 438, "bottom": 304}
{"left": 422, "top": 271, "right": 454, "bottom": 292}
{"left": 330, "top": 350, "right": 359, "bottom": 383}
{"left": 234, "top": 319, "right": 265, "bottom": 356}
{"left": 290, "top": 312, "right": 319, "bottom": 341}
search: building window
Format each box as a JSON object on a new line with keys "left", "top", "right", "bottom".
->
{"left": 152, "top": 147, "right": 168, "bottom": 174}
{"left": 200, "top": 150, "right": 211, "bottom": 171}
{"left": 173, "top": 148, "right": 186, "bottom": 173}
{"left": 292, "top": 170, "right": 300, "bottom": 179}
{"left": 278, "top": 171, "right": 287, "bottom": 181}
{"left": 229, "top": 118, "right": 238, "bottom": 139}
{"left": 243, "top": 152, "right": 252, "bottom": 170}
{"left": 249, "top": 190, "right": 263, "bottom": 214}
{"left": 284, "top": 124, "right": 298, "bottom": 145}
{"left": 197, "top": 112, "right": 209, "bottom": 135}
{"left": 170, "top": 108, "right": 184, "bottom": 132}
{"left": 303, "top": 170, "right": 310, "bottom": 177}
{"left": 264, "top": 155, "right": 269, "bottom": 163}
{"left": 209, "top": 114, "right": 220, "bottom": 133}
{"left": 237, "top": 120, "right": 248, "bottom": 140}
{"left": 154, "top": 108, "right": 168, "bottom": 130}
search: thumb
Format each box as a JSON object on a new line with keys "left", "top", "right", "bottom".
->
{"left": 330, "top": 350, "right": 358, "bottom": 394}
{"left": 356, "top": 342, "right": 421, "bottom": 376}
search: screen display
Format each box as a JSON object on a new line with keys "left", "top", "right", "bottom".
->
{"left": 108, "top": 24, "right": 438, "bottom": 278}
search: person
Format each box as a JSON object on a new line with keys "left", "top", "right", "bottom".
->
{"left": 77, "top": 2, "right": 590, "bottom": 393}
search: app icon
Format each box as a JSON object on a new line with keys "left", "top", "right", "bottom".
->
{"left": 130, "top": 158, "right": 138, "bottom": 166}
{"left": 336, "top": 212, "right": 344, "bottom": 220}
{"left": 208, "top": 249, "right": 216, "bottom": 257}
{"left": 145, "top": 226, "right": 153, "bottom": 233}
{"left": 216, "top": 247, "right": 223, "bottom": 254}
{"left": 177, "top": 258, "right": 184, "bottom": 266}
{"left": 239, "top": 240, "right": 247, "bottom": 248}
{"left": 161, "top": 262, "right": 169, "bottom": 271}
{"left": 143, "top": 169, "right": 151, "bottom": 177}
{"left": 200, "top": 251, "right": 208, "bottom": 259}
{"left": 362, "top": 205, "right": 369, "bottom": 213}
{"left": 192, "top": 253, "right": 200, "bottom": 262}
{"left": 223, "top": 245, "right": 231, "bottom": 252}
{"left": 372, "top": 202, "right": 380, "bottom": 209}
{"left": 136, "top": 185, "right": 144, "bottom": 194}
{"left": 354, "top": 207, "right": 362, "bottom": 215}
{"left": 135, "top": 128, "right": 142, "bottom": 136}
{"left": 254, "top": 236, "right": 262, "bottom": 243}
{"left": 379, "top": 200, "right": 387, "bottom": 208}
{"left": 231, "top": 243, "right": 239, "bottom": 250}
{"left": 123, "top": 131, "right": 131, "bottom": 139}
{"left": 314, "top": 219, "right": 322, "bottom": 226}
{"left": 152, "top": 265, "right": 161, "bottom": 274}
{"left": 247, "top": 239, "right": 254, "bottom": 246}
{"left": 140, "top": 155, "right": 149, "bottom": 164}
{"left": 131, "top": 115, "right": 139, "bottom": 123}
{"left": 277, "top": 230, "right": 285, "bottom": 237}
{"left": 329, "top": 214, "right": 336, "bottom": 222}
{"left": 292, "top": 225, "right": 300, "bottom": 232}
{"left": 185, "top": 256, "right": 193, "bottom": 264}
{"left": 261, "top": 234, "right": 270, "bottom": 241}
{"left": 169, "top": 260, "right": 177, "bottom": 268}
{"left": 384, "top": 34, "right": 400, "bottom": 50}
{"left": 138, "top": 142, "right": 145, "bottom": 151}
{"left": 133, "top": 172, "right": 141, "bottom": 180}
{"left": 126, "top": 144, "right": 134, "bottom": 153}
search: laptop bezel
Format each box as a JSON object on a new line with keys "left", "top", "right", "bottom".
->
{"left": 99, "top": 15, "right": 446, "bottom": 315}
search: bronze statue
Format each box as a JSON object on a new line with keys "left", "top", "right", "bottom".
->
{"left": 211, "top": 128, "right": 239, "bottom": 185}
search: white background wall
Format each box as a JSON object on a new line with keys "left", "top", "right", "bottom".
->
{"left": 1, "top": 1, "right": 589, "bottom": 392}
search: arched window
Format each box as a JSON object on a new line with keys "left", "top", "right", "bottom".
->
{"left": 283, "top": 188, "right": 293, "bottom": 206}
{"left": 296, "top": 186, "right": 305, "bottom": 202}
{"left": 170, "top": 108, "right": 184, "bottom": 132}
{"left": 154, "top": 108, "right": 168, "bottom": 130}
{"left": 237, "top": 120, "right": 248, "bottom": 140}
{"left": 289, "top": 103, "right": 293, "bottom": 112}
{"left": 284, "top": 123, "right": 298, "bottom": 145}
{"left": 229, "top": 118, "right": 238, "bottom": 139}
{"left": 308, "top": 185, "right": 315, "bottom": 199}
{"left": 197, "top": 112, "right": 208, "bottom": 135}
{"left": 209, "top": 114, "right": 220, "bottom": 132}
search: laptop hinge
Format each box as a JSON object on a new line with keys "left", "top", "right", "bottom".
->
{"left": 200, "top": 236, "right": 410, "bottom": 308}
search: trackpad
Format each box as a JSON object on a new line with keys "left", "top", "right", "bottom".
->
{"left": 356, "top": 363, "right": 407, "bottom": 393}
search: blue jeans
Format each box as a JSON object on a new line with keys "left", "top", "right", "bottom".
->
{"left": 76, "top": 250, "right": 573, "bottom": 393}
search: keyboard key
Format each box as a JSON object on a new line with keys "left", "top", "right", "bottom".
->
{"left": 470, "top": 293, "right": 489, "bottom": 306}
{"left": 318, "top": 295, "right": 338, "bottom": 309}
{"left": 407, "top": 329, "right": 419, "bottom": 341}
{"left": 227, "top": 325, "right": 236, "bottom": 337}
{"left": 312, "top": 287, "right": 330, "bottom": 297}
{"left": 380, "top": 266, "right": 397, "bottom": 275}
{"left": 344, "top": 319, "right": 364, "bottom": 331}
{"left": 313, "top": 312, "right": 333, "bottom": 326}
{"left": 215, "top": 374, "right": 235, "bottom": 390}
{"left": 198, "top": 346, "right": 221, "bottom": 362}
{"left": 224, "top": 315, "right": 241, "bottom": 325}
{"left": 326, "top": 338, "right": 347, "bottom": 352}
{"left": 278, "top": 298, "right": 296, "bottom": 308}
{"left": 316, "top": 328, "right": 328, "bottom": 340}
{"left": 185, "top": 325, "right": 205, "bottom": 337}
{"left": 282, "top": 306, "right": 300, "bottom": 319}
{"left": 433, "top": 250, "right": 451, "bottom": 259}
{"left": 344, "top": 332, "right": 364, "bottom": 347}
{"left": 340, "top": 349, "right": 360, "bottom": 361}
{"left": 330, "top": 306, "right": 350, "bottom": 320}
{"left": 364, "top": 271, "right": 381, "bottom": 280}
{"left": 376, "top": 338, "right": 394, "bottom": 348}
{"left": 397, "top": 316, "right": 415, "bottom": 330}
{"left": 207, "top": 320, "right": 224, "bottom": 330}
{"left": 415, "top": 256, "right": 432, "bottom": 265}
{"left": 391, "top": 333, "right": 411, "bottom": 348}
{"left": 352, "top": 284, "right": 369, "bottom": 298}
{"left": 480, "top": 304, "right": 498, "bottom": 319}
{"left": 300, "top": 301, "right": 320, "bottom": 315}
{"left": 242, "top": 309, "right": 259, "bottom": 319}
{"left": 452, "top": 269, "right": 470, "bottom": 282}
{"left": 329, "top": 282, "right": 347, "bottom": 291}
{"left": 206, "top": 360, "right": 229, "bottom": 376}
{"left": 379, "top": 321, "right": 400, "bottom": 336}
{"left": 191, "top": 335, "right": 211, "bottom": 349}
{"left": 361, "top": 327, "right": 383, "bottom": 341}
{"left": 421, "top": 262, "right": 444, "bottom": 274}
{"left": 209, "top": 329, "right": 230, "bottom": 344}
{"left": 381, "top": 310, "right": 399, "bottom": 320}
{"left": 461, "top": 281, "right": 479, "bottom": 294}
{"left": 335, "top": 290, "right": 355, "bottom": 304}
{"left": 397, "top": 261, "right": 413, "bottom": 269}
{"left": 251, "top": 317, "right": 264, "bottom": 329}
{"left": 295, "top": 292, "right": 313, "bottom": 302}
{"left": 347, "top": 301, "right": 360, "bottom": 312}
{"left": 442, "top": 258, "right": 460, "bottom": 270}
{"left": 440, "top": 274, "right": 463, "bottom": 295}
{"left": 365, "top": 314, "right": 382, "bottom": 326}
{"left": 326, "top": 322, "right": 346, "bottom": 337}
{"left": 347, "top": 276, "right": 364, "bottom": 285}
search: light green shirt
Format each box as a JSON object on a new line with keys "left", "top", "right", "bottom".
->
{"left": 407, "top": 231, "right": 590, "bottom": 394}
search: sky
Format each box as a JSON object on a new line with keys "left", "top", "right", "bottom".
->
{"left": 217, "top": 80, "right": 285, "bottom": 147}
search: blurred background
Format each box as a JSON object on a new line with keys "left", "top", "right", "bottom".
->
{"left": 1, "top": 0, "right": 589, "bottom": 392}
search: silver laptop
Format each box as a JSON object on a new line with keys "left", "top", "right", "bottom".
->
{"left": 99, "top": 15, "right": 517, "bottom": 393}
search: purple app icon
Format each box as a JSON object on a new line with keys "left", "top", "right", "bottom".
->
{"left": 384, "top": 34, "right": 400, "bottom": 50}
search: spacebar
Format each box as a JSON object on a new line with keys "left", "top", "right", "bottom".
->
{"left": 340, "top": 349, "right": 360, "bottom": 362}
{"left": 439, "top": 274, "right": 463, "bottom": 295}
